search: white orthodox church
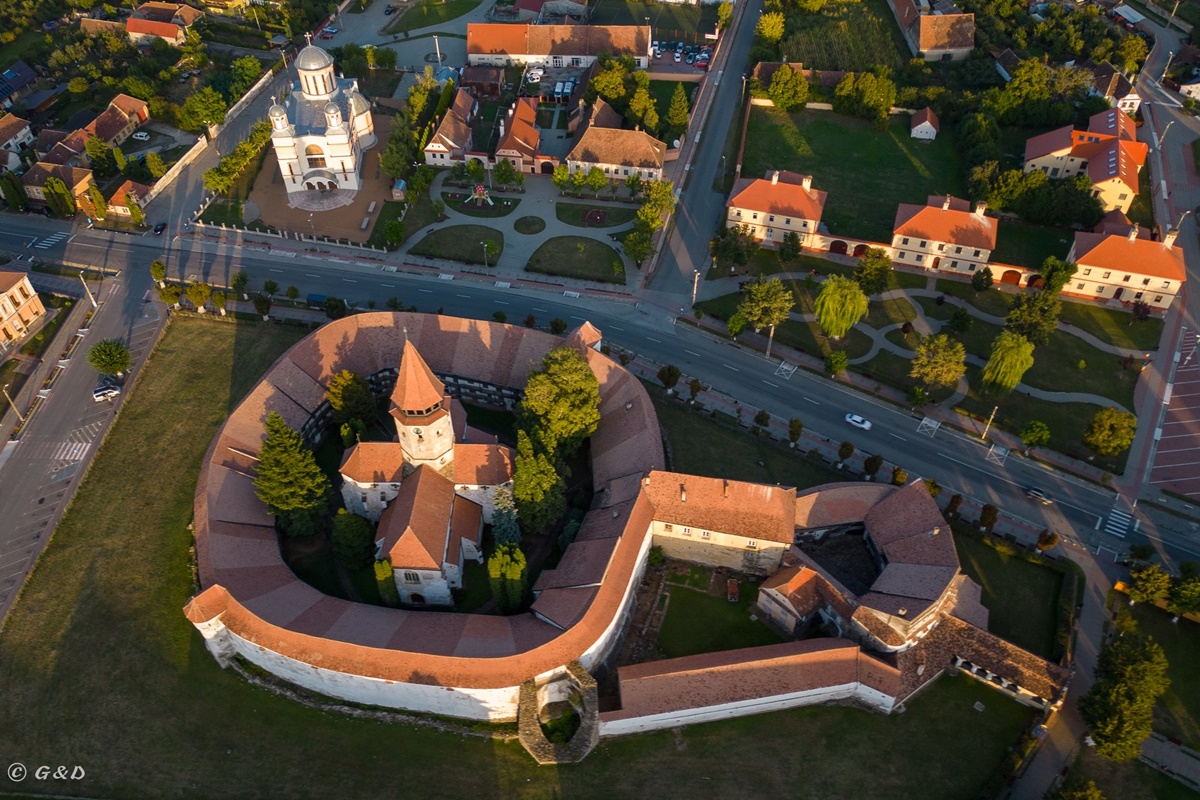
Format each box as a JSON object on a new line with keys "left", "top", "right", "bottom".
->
{"left": 268, "top": 38, "right": 376, "bottom": 210}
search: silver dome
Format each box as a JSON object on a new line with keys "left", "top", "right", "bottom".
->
{"left": 296, "top": 44, "right": 334, "bottom": 72}
{"left": 268, "top": 102, "right": 287, "bottom": 118}
{"left": 323, "top": 101, "right": 341, "bottom": 117}
{"left": 348, "top": 91, "right": 370, "bottom": 116}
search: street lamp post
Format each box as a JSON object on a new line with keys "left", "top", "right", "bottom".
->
{"left": 1157, "top": 121, "right": 1175, "bottom": 150}
{"left": 1162, "top": 51, "right": 1176, "bottom": 83}
{"left": 981, "top": 405, "right": 998, "bottom": 441}
{"left": 480, "top": 241, "right": 488, "bottom": 267}
{"left": 433, "top": 35, "right": 442, "bottom": 64}
{"left": 2, "top": 383, "right": 25, "bottom": 424}
{"left": 308, "top": 213, "right": 316, "bottom": 239}
{"left": 78, "top": 272, "right": 97, "bottom": 309}
{"left": 691, "top": 269, "right": 700, "bottom": 306}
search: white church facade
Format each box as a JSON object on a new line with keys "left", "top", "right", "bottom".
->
{"left": 268, "top": 39, "right": 376, "bottom": 205}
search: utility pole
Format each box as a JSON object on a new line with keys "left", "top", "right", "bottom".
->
{"left": 79, "top": 272, "right": 97, "bottom": 309}
{"left": 2, "top": 383, "right": 25, "bottom": 424}
{"left": 1162, "top": 51, "right": 1175, "bottom": 83}
{"left": 691, "top": 269, "right": 699, "bottom": 305}
{"left": 981, "top": 405, "right": 998, "bottom": 441}
{"left": 1157, "top": 120, "right": 1174, "bottom": 149}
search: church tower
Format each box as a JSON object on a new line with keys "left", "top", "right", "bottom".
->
{"left": 390, "top": 341, "right": 455, "bottom": 473}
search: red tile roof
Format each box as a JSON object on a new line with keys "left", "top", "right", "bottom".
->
{"left": 467, "top": 23, "right": 650, "bottom": 59}
{"left": 339, "top": 442, "right": 405, "bottom": 484}
{"left": 126, "top": 17, "right": 184, "bottom": 40}
{"left": 86, "top": 107, "right": 131, "bottom": 142}
{"left": 728, "top": 170, "right": 827, "bottom": 223}
{"left": 390, "top": 341, "right": 445, "bottom": 413}
{"left": 0, "top": 112, "right": 29, "bottom": 144}
{"left": 893, "top": 195, "right": 998, "bottom": 250}
{"left": 453, "top": 443, "right": 514, "bottom": 486}
{"left": 916, "top": 13, "right": 975, "bottom": 52}
{"left": 496, "top": 97, "right": 540, "bottom": 161}
{"left": 1072, "top": 231, "right": 1186, "bottom": 283}
{"left": 0, "top": 270, "right": 31, "bottom": 294}
{"left": 110, "top": 93, "right": 149, "bottom": 121}
{"left": 911, "top": 106, "right": 939, "bottom": 132}
{"left": 379, "top": 465, "right": 455, "bottom": 569}
{"left": 643, "top": 470, "right": 796, "bottom": 544}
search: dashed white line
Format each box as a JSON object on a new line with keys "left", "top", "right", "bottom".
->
{"left": 610, "top": 326, "right": 624, "bottom": 331}
{"left": 724, "top": 364, "right": 739, "bottom": 372}
{"left": 269, "top": 268, "right": 283, "bottom": 273}
{"left": 803, "top": 397, "right": 819, "bottom": 405}
{"left": 343, "top": 279, "right": 357, "bottom": 283}
{"left": 647, "top": 337, "right": 662, "bottom": 343}
{"left": 379, "top": 283, "right": 395, "bottom": 287}
{"left": 686, "top": 350, "right": 701, "bottom": 356}
{"left": 763, "top": 380, "right": 778, "bottom": 388}
{"left": 307, "top": 273, "right": 319, "bottom": 277}
{"left": 889, "top": 433, "right": 907, "bottom": 441}
{"left": 495, "top": 300, "right": 509, "bottom": 305}
{"left": 571, "top": 316, "right": 586, "bottom": 321}
{"left": 533, "top": 307, "right": 549, "bottom": 312}
{"left": 418, "top": 289, "right": 432, "bottom": 293}
{"left": 456, "top": 294, "right": 471, "bottom": 298}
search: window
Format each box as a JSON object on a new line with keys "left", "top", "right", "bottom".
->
{"left": 662, "top": 523, "right": 673, "bottom": 532}
{"left": 404, "top": 571, "right": 420, "bottom": 584}
{"left": 768, "top": 215, "right": 775, "bottom": 222}
{"left": 1154, "top": 295, "right": 1163, "bottom": 303}
{"left": 968, "top": 264, "right": 976, "bottom": 272}
{"left": 916, "top": 254, "right": 924, "bottom": 262}
{"left": 784, "top": 218, "right": 791, "bottom": 226}
{"left": 1118, "top": 193, "right": 1128, "bottom": 201}
{"left": 751, "top": 213, "right": 758, "bottom": 220}
{"left": 735, "top": 210, "right": 742, "bottom": 218}
{"left": 973, "top": 250, "right": 981, "bottom": 257}
{"left": 937, "top": 244, "right": 944, "bottom": 251}
{"left": 380, "top": 491, "right": 386, "bottom": 500}
{"left": 1077, "top": 282, "right": 1085, "bottom": 290}
{"left": 801, "top": 220, "right": 808, "bottom": 228}
{"left": 701, "top": 531, "right": 710, "bottom": 539}
{"left": 746, "top": 540, "right": 758, "bottom": 549}
{"left": 1102, "top": 272, "right": 1111, "bottom": 279}
{"left": 1082, "top": 268, "right": 1091, "bottom": 276}
{"left": 683, "top": 527, "right": 691, "bottom": 535}
{"left": 1162, "top": 281, "right": 1171, "bottom": 289}
{"left": 1050, "top": 168, "right": 1060, "bottom": 177}
{"left": 1143, "top": 278, "right": 1150, "bottom": 286}
{"left": 1096, "top": 286, "right": 1105, "bottom": 293}
{"left": 304, "top": 144, "right": 326, "bottom": 169}
{"left": 919, "top": 240, "right": 927, "bottom": 248}
{"left": 360, "top": 493, "right": 366, "bottom": 503}
{"left": 955, "top": 247, "right": 962, "bottom": 254}
{"left": 623, "top": 169, "right": 629, "bottom": 176}
{"left": 902, "top": 237, "right": 909, "bottom": 245}
{"left": 1134, "top": 292, "right": 1144, "bottom": 300}
{"left": 1122, "top": 274, "right": 1131, "bottom": 282}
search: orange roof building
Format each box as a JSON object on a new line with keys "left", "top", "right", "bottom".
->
{"left": 910, "top": 106, "right": 939, "bottom": 140}
{"left": 126, "top": 2, "right": 203, "bottom": 45}
{"left": 495, "top": 97, "right": 547, "bottom": 175}
{"left": 1024, "top": 108, "right": 1147, "bottom": 214}
{"left": 887, "top": 0, "right": 975, "bottom": 61}
{"left": 891, "top": 195, "right": 998, "bottom": 279}
{"left": 726, "top": 169, "right": 828, "bottom": 248}
{"left": 467, "top": 23, "right": 651, "bottom": 69}
{"left": 1064, "top": 222, "right": 1186, "bottom": 310}
{"left": 422, "top": 88, "right": 477, "bottom": 167}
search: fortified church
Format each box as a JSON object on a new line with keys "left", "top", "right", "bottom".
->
{"left": 268, "top": 38, "right": 376, "bottom": 208}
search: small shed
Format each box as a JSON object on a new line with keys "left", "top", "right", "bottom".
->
{"left": 391, "top": 178, "right": 407, "bottom": 201}
{"left": 910, "top": 107, "right": 940, "bottom": 141}
{"left": 461, "top": 66, "right": 504, "bottom": 100}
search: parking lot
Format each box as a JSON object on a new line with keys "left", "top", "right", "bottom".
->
{"left": 1150, "top": 332, "right": 1200, "bottom": 499}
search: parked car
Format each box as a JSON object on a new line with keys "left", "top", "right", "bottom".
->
{"left": 526, "top": 72, "right": 541, "bottom": 83}
{"left": 1025, "top": 488, "right": 1053, "bottom": 505}
{"left": 131, "top": 131, "right": 150, "bottom": 141}
{"left": 319, "top": 31, "right": 334, "bottom": 39}
{"left": 655, "top": 49, "right": 663, "bottom": 58}
{"left": 153, "top": 222, "right": 167, "bottom": 235}
{"left": 92, "top": 386, "right": 120, "bottom": 402}
{"left": 675, "top": 41, "right": 684, "bottom": 52}
{"left": 384, "top": 5, "right": 397, "bottom": 13}
{"left": 686, "top": 53, "right": 695, "bottom": 64}
{"left": 844, "top": 413, "right": 872, "bottom": 431}
{"left": 652, "top": 39, "right": 659, "bottom": 49}
{"left": 322, "top": 26, "right": 339, "bottom": 33}
{"left": 673, "top": 51, "right": 682, "bottom": 62}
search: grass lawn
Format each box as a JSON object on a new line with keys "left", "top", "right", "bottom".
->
{"left": 664, "top": 562, "right": 711, "bottom": 590}
{"left": 696, "top": 290, "right": 873, "bottom": 360}
{"left": 387, "top": 0, "right": 479, "bottom": 33}
{"left": 555, "top": 202, "right": 638, "bottom": 228}
{"left": 952, "top": 532, "right": 1062, "bottom": 659}
{"left": 20, "top": 294, "right": 75, "bottom": 359}
{"left": 863, "top": 294, "right": 917, "bottom": 330}
{"left": 1065, "top": 747, "right": 1199, "bottom": 800}
{"left": 526, "top": 236, "right": 625, "bottom": 284}
{"left": 441, "top": 191, "right": 520, "bottom": 218}
{"left": 657, "top": 583, "right": 783, "bottom": 658}
{"left": 649, "top": 383, "right": 846, "bottom": 489}
{"left": 742, "top": 109, "right": 965, "bottom": 242}
{"left": 1120, "top": 601, "right": 1200, "bottom": 749}
{"left": 990, "top": 221, "right": 1071, "bottom": 270}
{"left": 780, "top": 0, "right": 909, "bottom": 71}
{"left": 1058, "top": 301, "right": 1164, "bottom": 352}
{"left": 936, "top": 278, "right": 1015, "bottom": 318}
{"left": 358, "top": 69, "right": 402, "bottom": 99}
{"left": 1127, "top": 165, "right": 1156, "bottom": 231}
{"left": 514, "top": 216, "right": 545, "bottom": 235}
{"left": 409, "top": 224, "right": 503, "bottom": 265}
{"left": 589, "top": 0, "right": 718, "bottom": 43}
{"left": 0, "top": 317, "right": 1034, "bottom": 798}
{"left": 368, "top": 197, "right": 438, "bottom": 249}
{"left": 708, "top": 249, "right": 856, "bottom": 281}
{"left": 1022, "top": 332, "right": 1138, "bottom": 410}
{"left": 200, "top": 199, "right": 244, "bottom": 226}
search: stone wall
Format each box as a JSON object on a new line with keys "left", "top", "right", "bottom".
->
{"left": 517, "top": 661, "right": 600, "bottom": 764}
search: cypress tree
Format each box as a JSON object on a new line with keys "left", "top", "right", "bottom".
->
{"left": 253, "top": 412, "right": 331, "bottom": 537}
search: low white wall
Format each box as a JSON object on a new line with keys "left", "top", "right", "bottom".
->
{"left": 207, "top": 623, "right": 522, "bottom": 720}
{"left": 576, "top": 520, "right": 655, "bottom": 671}
{"left": 143, "top": 135, "right": 208, "bottom": 205}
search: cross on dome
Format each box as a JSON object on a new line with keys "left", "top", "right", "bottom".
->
{"left": 305, "top": 32, "right": 313, "bottom": 45}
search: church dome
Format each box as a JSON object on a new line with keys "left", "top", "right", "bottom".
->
{"left": 323, "top": 101, "right": 341, "bottom": 117}
{"left": 296, "top": 44, "right": 334, "bottom": 72}
{"left": 268, "top": 102, "right": 287, "bottom": 119}
{"left": 348, "top": 91, "right": 370, "bottom": 117}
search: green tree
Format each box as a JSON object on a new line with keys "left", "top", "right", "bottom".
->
{"left": 0, "top": 171, "right": 27, "bottom": 210}
{"left": 814, "top": 274, "right": 869, "bottom": 339}
{"left": 87, "top": 338, "right": 132, "bottom": 376}
{"left": 1167, "top": 574, "right": 1200, "bottom": 621}
{"left": 768, "top": 65, "right": 809, "bottom": 111}
{"left": 1115, "top": 34, "right": 1147, "bottom": 73}
{"left": 512, "top": 429, "right": 566, "bottom": 534}
{"left": 126, "top": 199, "right": 144, "bottom": 226}
{"left": 981, "top": 330, "right": 1035, "bottom": 395}
{"left": 487, "top": 543, "right": 528, "bottom": 612}
{"left": 252, "top": 412, "right": 331, "bottom": 537}
{"left": 112, "top": 146, "right": 127, "bottom": 172}
{"left": 552, "top": 163, "right": 572, "bottom": 192}
{"left": 946, "top": 307, "right": 974, "bottom": 336}
{"left": 385, "top": 219, "right": 406, "bottom": 246}
{"left": 1040, "top": 256, "right": 1078, "bottom": 295}
{"left": 666, "top": 82, "right": 690, "bottom": 135}
{"left": 185, "top": 280, "right": 211, "bottom": 312}
{"left": 909, "top": 333, "right": 966, "bottom": 389}
{"left": 160, "top": 284, "right": 182, "bottom": 307}
{"left": 376, "top": 46, "right": 398, "bottom": 71}
{"left": 231, "top": 270, "right": 249, "bottom": 297}
{"left": 68, "top": 76, "right": 90, "bottom": 94}
{"left": 145, "top": 151, "right": 167, "bottom": 179}
{"left": 622, "top": 226, "right": 654, "bottom": 266}
{"left": 44, "top": 176, "right": 76, "bottom": 216}
{"left": 756, "top": 11, "right": 786, "bottom": 43}
{"left": 825, "top": 350, "right": 848, "bottom": 375}
{"left": 788, "top": 418, "right": 804, "bottom": 445}
{"left": 590, "top": 64, "right": 627, "bottom": 103}
{"left": 263, "top": 280, "right": 279, "bottom": 296}
{"left": 375, "top": 559, "right": 401, "bottom": 607}
{"left": 628, "top": 86, "right": 656, "bottom": 128}
{"left": 1053, "top": 778, "right": 1106, "bottom": 800}
{"left": 379, "top": 113, "right": 415, "bottom": 179}
{"left": 1006, "top": 290, "right": 1061, "bottom": 345}
{"left": 285, "top": 285, "right": 300, "bottom": 302}
{"left": 180, "top": 86, "right": 228, "bottom": 129}
{"left": 863, "top": 453, "right": 883, "bottom": 477}
{"left": 779, "top": 231, "right": 801, "bottom": 263}
{"left": 1081, "top": 632, "right": 1169, "bottom": 762}
{"left": 87, "top": 185, "right": 108, "bottom": 220}
{"left": 331, "top": 509, "right": 375, "bottom": 568}
{"left": 1128, "top": 563, "right": 1171, "bottom": 606}
{"left": 517, "top": 347, "right": 601, "bottom": 458}
{"left": 492, "top": 486, "right": 521, "bottom": 546}
{"left": 150, "top": 259, "right": 166, "bottom": 285}
{"left": 853, "top": 247, "right": 893, "bottom": 295}
{"left": 969, "top": 266, "right": 998, "bottom": 293}
{"left": 717, "top": 0, "right": 734, "bottom": 29}
{"left": 493, "top": 157, "right": 518, "bottom": 186}
{"left": 326, "top": 369, "right": 376, "bottom": 427}
{"left": 585, "top": 166, "right": 608, "bottom": 196}
{"left": 1037, "top": 529, "right": 1061, "bottom": 552}
{"left": 737, "top": 276, "right": 795, "bottom": 358}
{"left": 253, "top": 294, "right": 272, "bottom": 318}
{"left": 1083, "top": 407, "right": 1136, "bottom": 456}
{"left": 657, "top": 364, "right": 682, "bottom": 392}
{"left": 1019, "top": 420, "right": 1051, "bottom": 450}
{"left": 979, "top": 504, "right": 998, "bottom": 528}
{"left": 211, "top": 290, "right": 226, "bottom": 315}
{"left": 892, "top": 466, "right": 909, "bottom": 485}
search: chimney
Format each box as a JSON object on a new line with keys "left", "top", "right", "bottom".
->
{"left": 1164, "top": 227, "right": 1179, "bottom": 247}
{"left": 680, "top": 484, "right": 687, "bottom": 503}
{"left": 1128, "top": 226, "right": 1139, "bottom": 242}
{"left": 898, "top": 608, "right": 908, "bottom": 617}
{"left": 801, "top": 174, "right": 812, "bottom": 191}
{"left": 643, "top": 476, "right": 650, "bottom": 486}
{"left": 771, "top": 171, "right": 780, "bottom": 185}
{"left": 974, "top": 200, "right": 988, "bottom": 218}
{"left": 942, "top": 196, "right": 951, "bottom": 210}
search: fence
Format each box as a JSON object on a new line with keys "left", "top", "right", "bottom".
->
{"left": 142, "top": 135, "right": 209, "bottom": 205}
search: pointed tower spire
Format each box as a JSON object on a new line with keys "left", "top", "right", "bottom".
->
{"left": 390, "top": 340, "right": 445, "bottom": 416}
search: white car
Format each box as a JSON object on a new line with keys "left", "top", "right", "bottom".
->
{"left": 131, "top": 131, "right": 150, "bottom": 141}
{"left": 526, "top": 72, "right": 542, "bottom": 83}
{"left": 322, "top": 26, "right": 339, "bottom": 33}
{"left": 93, "top": 386, "right": 121, "bottom": 402}
{"left": 844, "top": 413, "right": 872, "bottom": 431}
{"left": 673, "top": 52, "right": 682, "bottom": 62}
{"left": 655, "top": 49, "right": 662, "bottom": 59}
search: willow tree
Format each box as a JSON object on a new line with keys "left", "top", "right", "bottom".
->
{"left": 981, "top": 330, "right": 1034, "bottom": 395}
{"left": 813, "top": 274, "right": 868, "bottom": 339}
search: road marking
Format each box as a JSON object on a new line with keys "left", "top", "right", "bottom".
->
{"left": 307, "top": 274, "right": 319, "bottom": 277}
{"left": 571, "top": 316, "right": 586, "bottom": 321}
{"left": 889, "top": 433, "right": 907, "bottom": 441}
{"left": 269, "top": 268, "right": 283, "bottom": 273}
{"left": 762, "top": 380, "right": 778, "bottom": 387}
{"left": 495, "top": 300, "right": 509, "bottom": 305}
{"left": 533, "top": 307, "right": 549, "bottom": 312}
{"left": 343, "top": 279, "right": 357, "bottom": 283}
{"left": 379, "top": 283, "right": 395, "bottom": 287}
{"left": 803, "top": 397, "right": 819, "bottom": 405}
{"left": 456, "top": 294, "right": 471, "bottom": 298}
{"left": 610, "top": 325, "right": 624, "bottom": 331}
{"left": 647, "top": 336, "right": 662, "bottom": 343}
{"left": 686, "top": 350, "right": 701, "bottom": 356}
{"left": 723, "top": 364, "right": 739, "bottom": 372}
{"left": 419, "top": 289, "right": 432, "bottom": 293}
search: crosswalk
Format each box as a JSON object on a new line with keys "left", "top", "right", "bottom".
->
{"left": 1104, "top": 507, "right": 1132, "bottom": 538}
{"left": 31, "top": 232, "right": 69, "bottom": 250}
{"left": 32, "top": 421, "right": 104, "bottom": 473}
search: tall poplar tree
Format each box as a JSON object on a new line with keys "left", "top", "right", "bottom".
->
{"left": 253, "top": 412, "right": 331, "bottom": 537}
